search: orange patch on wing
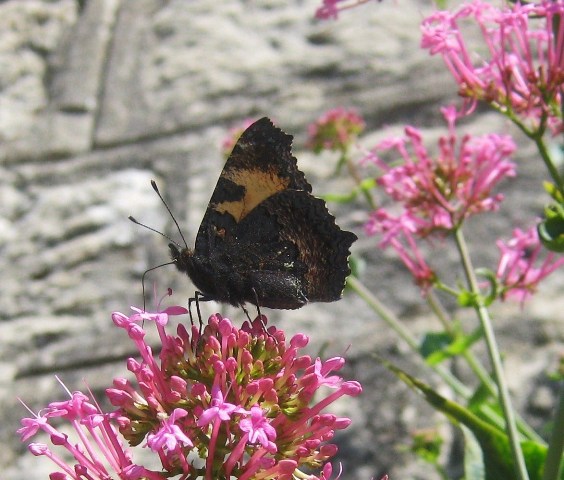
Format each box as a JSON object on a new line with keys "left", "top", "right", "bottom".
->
{"left": 214, "top": 167, "right": 290, "bottom": 222}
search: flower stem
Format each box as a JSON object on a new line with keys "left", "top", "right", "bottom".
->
{"left": 532, "top": 134, "right": 564, "bottom": 199}
{"left": 509, "top": 113, "right": 564, "bottom": 198}
{"left": 454, "top": 227, "right": 530, "bottom": 480}
{"left": 428, "top": 293, "right": 540, "bottom": 441}
{"left": 344, "top": 154, "right": 377, "bottom": 210}
{"left": 348, "top": 275, "right": 542, "bottom": 442}
{"left": 348, "top": 275, "right": 475, "bottom": 398}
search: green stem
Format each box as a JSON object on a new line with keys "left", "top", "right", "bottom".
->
{"left": 454, "top": 227, "right": 530, "bottom": 480}
{"left": 348, "top": 275, "right": 543, "bottom": 442}
{"left": 543, "top": 381, "right": 564, "bottom": 480}
{"left": 426, "top": 293, "right": 498, "bottom": 396}
{"left": 506, "top": 111, "right": 564, "bottom": 198}
{"left": 533, "top": 135, "right": 564, "bottom": 199}
{"left": 344, "top": 154, "right": 378, "bottom": 210}
{"left": 426, "top": 292, "right": 542, "bottom": 442}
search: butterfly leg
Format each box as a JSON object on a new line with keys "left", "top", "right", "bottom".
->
{"left": 250, "top": 287, "right": 267, "bottom": 332}
{"left": 240, "top": 303, "right": 253, "bottom": 322}
{"left": 188, "top": 291, "right": 206, "bottom": 327}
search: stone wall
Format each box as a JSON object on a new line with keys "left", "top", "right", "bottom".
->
{"left": 1, "top": 1, "right": 562, "bottom": 479}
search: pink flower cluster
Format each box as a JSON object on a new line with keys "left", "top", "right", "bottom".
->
{"left": 364, "top": 106, "right": 516, "bottom": 292}
{"left": 107, "top": 305, "right": 361, "bottom": 479}
{"left": 18, "top": 387, "right": 163, "bottom": 480}
{"left": 421, "top": 0, "right": 564, "bottom": 134}
{"left": 496, "top": 225, "right": 564, "bottom": 304}
{"left": 365, "top": 106, "right": 516, "bottom": 236}
{"left": 18, "top": 302, "right": 361, "bottom": 480}
{"left": 307, "top": 107, "right": 365, "bottom": 154}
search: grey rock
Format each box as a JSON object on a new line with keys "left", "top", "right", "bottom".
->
{"left": 1, "top": 0, "right": 562, "bottom": 478}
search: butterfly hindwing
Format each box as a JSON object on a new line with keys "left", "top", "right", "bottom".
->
{"left": 246, "top": 190, "right": 357, "bottom": 302}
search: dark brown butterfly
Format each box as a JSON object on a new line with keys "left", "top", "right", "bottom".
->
{"left": 132, "top": 117, "right": 356, "bottom": 311}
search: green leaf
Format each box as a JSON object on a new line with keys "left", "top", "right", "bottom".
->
{"left": 410, "top": 429, "right": 443, "bottom": 465}
{"left": 420, "top": 328, "right": 483, "bottom": 366}
{"left": 468, "top": 383, "right": 494, "bottom": 411}
{"left": 538, "top": 204, "right": 564, "bottom": 252}
{"left": 320, "top": 191, "right": 358, "bottom": 203}
{"left": 420, "top": 332, "right": 452, "bottom": 361}
{"left": 321, "top": 178, "right": 376, "bottom": 204}
{"left": 379, "top": 359, "right": 548, "bottom": 480}
{"left": 461, "top": 425, "right": 485, "bottom": 480}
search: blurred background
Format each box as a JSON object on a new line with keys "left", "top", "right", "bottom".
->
{"left": 1, "top": 1, "right": 562, "bottom": 478}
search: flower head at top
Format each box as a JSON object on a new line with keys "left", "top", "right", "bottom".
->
{"left": 106, "top": 305, "right": 361, "bottom": 479}
{"left": 307, "top": 107, "right": 365, "bottom": 155}
{"left": 421, "top": 0, "right": 564, "bottom": 135}
{"left": 365, "top": 105, "right": 516, "bottom": 238}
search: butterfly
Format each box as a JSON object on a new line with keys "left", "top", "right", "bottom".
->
{"left": 133, "top": 117, "right": 357, "bottom": 312}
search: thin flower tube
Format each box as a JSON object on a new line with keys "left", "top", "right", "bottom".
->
{"left": 18, "top": 385, "right": 165, "bottom": 480}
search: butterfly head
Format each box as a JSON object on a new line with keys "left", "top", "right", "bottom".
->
{"left": 169, "top": 243, "right": 193, "bottom": 271}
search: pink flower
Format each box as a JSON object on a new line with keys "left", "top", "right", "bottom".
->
{"left": 146, "top": 408, "right": 193, "bottom": 452}
{"left": 20, "top": 299, "right": 360, "bottom": 479}
{"left": 363, "top": 106, "right": 516, "bottom": 292}
{"left": 239, "top": 405, "right": 277, "bottom": 451}
{"left": 315, "top": 0, "right": 372, "bottom": 20}
{"left": 496, "top": 225, "right": 564, "bottom": 304}
{"left": 106, "top": 304, "right": 361, "bottom": 479}
{"left": 197, "top": 385, "right": 247, "bottom": 426}
{"left": 307, "top": 107, "right": 365, "bottom": 154}
{"left": 365, "top": 209, "right": 437, "bottom": 293}
{"left": 18, "top": 381, "right": 165, "bottom": 480}
{"left": 365, "top": 106, "right": 516, "bottom": 237}
{"left": 421, "top": 0, "right": 564, "bottom": 134}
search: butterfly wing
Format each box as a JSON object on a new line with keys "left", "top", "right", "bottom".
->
{"left": 239, "top": 190, "right": 357, "bottom": 303}
{"left": 195, "top": 117, "right": 311, "bottom": 254}
{"left": 187, "top": 117, "right": 356, "bottom": 309}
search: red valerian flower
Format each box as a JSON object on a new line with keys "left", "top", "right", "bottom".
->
{"left": 19, "top": 298, "right": 361, "bottom": 480}
{"left": 421, "top": 0, "right": 564, "bottom": 135}
{"left": 107, "top": 303, "right": 361, "bottom": 479}
{"left": 496, "top": 225, "right": 564, "bottom": 304}
{"left": 364, "top": 106, "right": 516, "bottom": 237}
{"left": 307, "top": 107, "right": 365, "bottom": 154}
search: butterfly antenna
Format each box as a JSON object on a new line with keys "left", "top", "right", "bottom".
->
{"left": 151, "top": 180, "right": 189, "bottom": 249}
{"left": 128, "top": 215, "right": 182, "bottom": 249}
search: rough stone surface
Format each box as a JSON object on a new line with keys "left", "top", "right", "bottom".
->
{"left": 1, "top": 0, "right": 562, "bottom": 479}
